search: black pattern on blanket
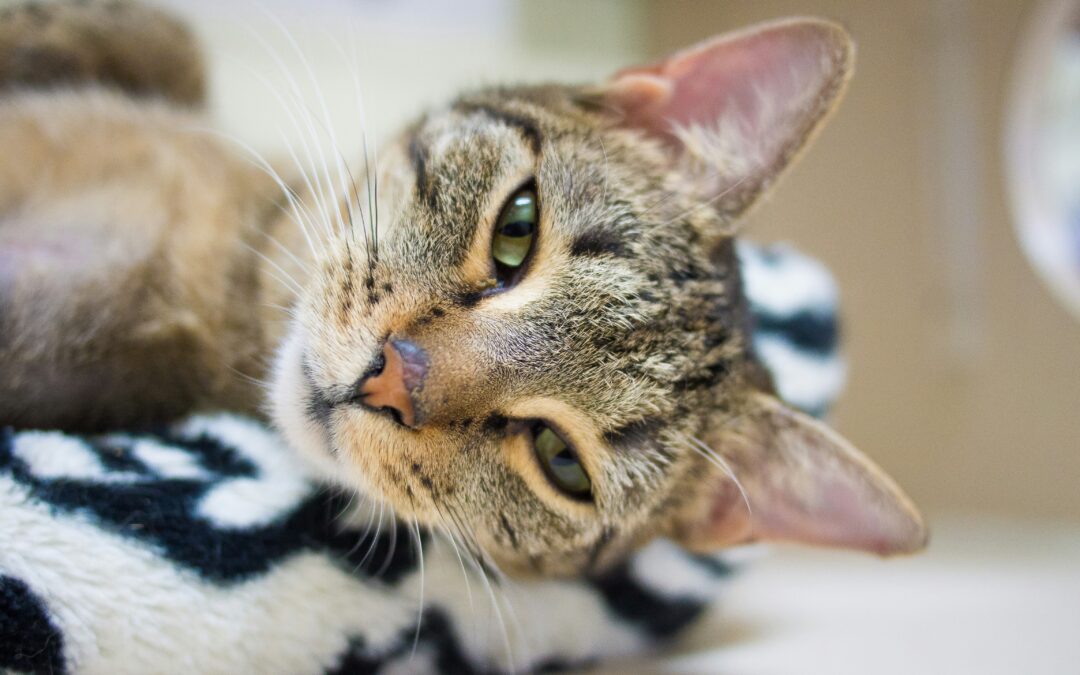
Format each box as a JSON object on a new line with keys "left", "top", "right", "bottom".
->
{"left": 0, "top": 242, "right": 843, "bottom": 674}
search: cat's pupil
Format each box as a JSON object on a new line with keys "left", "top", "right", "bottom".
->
{"left": 533, "top": 424, "right": 591, "bottom": 498}
{"left": 500, "top": 220, "right": 533, "bottom": 239}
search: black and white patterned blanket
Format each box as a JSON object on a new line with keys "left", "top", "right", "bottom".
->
{"left": 0, "top": 242, "right": 843, "bottom": 674}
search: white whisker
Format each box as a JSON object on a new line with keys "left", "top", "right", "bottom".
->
{"left": 259, "top": 11, "right": 354, "bottom": 245}
{"left": 243, "top": 22, "right": 344, "bottom": 245}
{"left": 685, "top": 433, "right": 752, "bottom": 520}
{"left": 258, "top": 224, "right": 311, "bottom": 275}
{"left": 194, "top": 126, "right": 323, "bottom": 261}
{"left": 241, "top": 242, "right": 303, "bottom": 295}
{"left": 449, "top": 511, "right": 517, "bottom": 672}
{"left": 250, "top": 63, "right": 339, "bottom": 247}
{"left": 376, "top": 504, "right": 399, "bottom": 578}
{"left": 409, "top": 517, "right": 426, "bottom": 658}
{"left": 355, "top": 498, "right": 385, "bottom": 571}
{"left": 341, "top": 19, "right": 381, "bottom": 258}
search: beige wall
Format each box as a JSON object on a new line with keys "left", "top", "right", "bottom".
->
{"left": 648, "top": 0, "right": 1080, "bottom": 521}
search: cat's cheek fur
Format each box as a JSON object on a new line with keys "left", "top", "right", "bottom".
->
{"left": 270, "top": 328, "right": 347, "bottom": 486}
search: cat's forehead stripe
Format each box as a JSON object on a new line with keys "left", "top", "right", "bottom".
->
{"left": 453, "top": 101, "right": 543, "bottom": 155}
{"left": 604, "top": 417, "right": 666, "bottom": 452}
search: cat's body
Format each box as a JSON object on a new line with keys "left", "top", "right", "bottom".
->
{"left": 1, "top": 0, "right": 924, "bottom": 636}
{"left": 0, "top": 86, "right": 288, "bottom": 429}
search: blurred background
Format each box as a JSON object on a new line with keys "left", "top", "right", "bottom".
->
{"left": 148, "top": 0, "right": 1080, "bottom": 671}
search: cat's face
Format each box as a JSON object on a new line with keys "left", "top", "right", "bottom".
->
{"left": 275, "top": 86, "right": 746, "bottom": 576}
{"left": 271, "top": 19, "right": 927, "bottom": 577}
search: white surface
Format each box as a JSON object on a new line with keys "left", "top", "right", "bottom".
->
{"left": 635, "top": 516, "right": 1080, "bottom": 674}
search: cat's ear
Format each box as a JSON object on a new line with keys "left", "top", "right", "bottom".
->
{"left": 672, "top": 392, "right": 927, "bottom": 556}
{"left": 598, "top": 18, "right": 854, "bottom": 217}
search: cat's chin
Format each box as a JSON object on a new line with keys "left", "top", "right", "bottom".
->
{"left": 269, "top": 328, "right": 365, "bottom": 492}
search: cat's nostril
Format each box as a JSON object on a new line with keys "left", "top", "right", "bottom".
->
{"left": 368, "top": 351, "right": 387, "bottom": 378}
{"left": 353, "top": 339, "right": 428, "bottom": 428}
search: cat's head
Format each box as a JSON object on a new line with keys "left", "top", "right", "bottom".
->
{"left": 271, "top": 18, "right": 927, "bottom": 577}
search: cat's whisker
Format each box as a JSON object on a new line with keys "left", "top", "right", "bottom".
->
{"left": 256, "top": 221, "right": 311, "bottom": 275}
{"left": 441, "top": 507, "right": 502, "bottom": 664}
{"left": 332, "top": 143, "right": 370, "bottom": 254}
{"left": 443, "top": 526, "right": 476, "bottom": 613}
{"left": 478, "top": 558, "right": 529, "bottom": 670}
{"left": 197, "top": 126, "right": 324, "bottom": 261}
{"left": 325, "top": 32, "right": 375, "bottom": 257}
{"left": 230, "top": 44, "right": 338, "bottom": 252}
{"left": 260, "top": 268, "right": 303, "bottom": 298}
{"left": 277, "top": 130, "right": 338, "bottom": 251}
{"left": 269, "top": 13, "right": 355, "bottom": 244}
{"left": 332, "top": 489, "right": 360, "bottom": 528}
{"left": 340, "top": 22, "right": 380, "bottom": 261}
{"left": 265, "top": 81, "right": 343, "bottom": 248}
{"left": 642, "top": 165, "right": 754, "bottom": 230}
{"left": 308, "top": 57, "right": 364, "bottom": 251}
{"left": 244, "top": 21, "right": 345, "bottom": 246}
{"left": 241, "top": 242, "right": 304, "bottom": 295}
{"left": 265, "top": 16, "right": 361, "bottom": 251}
{"left": 263, "top": 171, "right": 327, "bottom": 262}
{"left": 332, "top": 490, "right": 367, "bottom": 548}
{"left": 439, "top": 524, "right": 484, "bottom": 661}
{"left": 335, "top": 492, "right": 379, "bottom": 557}
{"left": 220, "top": 54, "right": 327, "bottom": 227}
{"left": 226, "top": 364, "right": 270, "bottom": 390}
{"left": 358, "top": 108, "right": 380, "bottom": 262}
{"left": 240, "top": 348, "right": 282, "bottom": 374}
{"left": 356, "top": 498, "right": 386, "bottom": 572}
{"left": 353, "top": 493, "right": 380, "bottom": 553}
{"left": 409, "top": 516, "right": 426, "bottom": 658}
{"left": 466, "top": 539, "right": 515, "bottom": 670}
{"left": 664, "top": 173, "right": 753, "bottom": 228}
{"left": 445, "top": 507, "right": 520, "bottom": 672}
{"left": 278, "top": 37, "right": 367, "bottom": 256}
{"left": 433, "top": 505, "right": 476, "bottom": 616}
{"left": 376, "top": 503, "right": 400, "bottom": 578}
{"left": 684, "top": 433, "right": 753, "bottom": 520}
{"left": 260, "top": 302, "right": 298, "bottom": 318}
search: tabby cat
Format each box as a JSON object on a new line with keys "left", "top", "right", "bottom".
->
{"left": 0, "top": 0, "right": 925, "bottom": 583}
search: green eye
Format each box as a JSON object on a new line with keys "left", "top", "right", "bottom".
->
{"left": 492, "top": 186, "right": 537, "bottom": 277}
{"left": 533, "top": 423, "right": 592, "bottom": 499}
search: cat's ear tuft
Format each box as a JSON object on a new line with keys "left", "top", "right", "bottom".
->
{"left": 672, "top": 393, "right": 927, "bottom": 557}
{"left": 600, "top": 18, "right": 854, "bottom": 217}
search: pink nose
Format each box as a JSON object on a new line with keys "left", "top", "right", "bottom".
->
{"left": 358, "top": 339, "right": 428, "bottom": 428}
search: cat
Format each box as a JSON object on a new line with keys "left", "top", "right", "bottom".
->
{"left": 0, "top": 0, "right": 925, "bottom": 587}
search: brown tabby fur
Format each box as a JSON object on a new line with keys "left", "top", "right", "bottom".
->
{"left": 0, "top": 1, "right": 924, "bottom": 578}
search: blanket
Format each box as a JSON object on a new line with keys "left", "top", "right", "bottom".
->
{"left": 0, "top": 242, "right": 843, "bottom": 674}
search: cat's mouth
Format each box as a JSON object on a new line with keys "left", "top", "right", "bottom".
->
{"left": 270, "top": 329, "right": 360, "bottom": 487}
{"left": 270, "top": 328, "right": 424, "bottom": 506}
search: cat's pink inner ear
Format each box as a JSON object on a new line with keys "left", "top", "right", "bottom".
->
{"left": 605, "top": 18, "right": 854, "bottom": 212}
{"left": 687, "top": 394, "right": 928, "bottom": 556}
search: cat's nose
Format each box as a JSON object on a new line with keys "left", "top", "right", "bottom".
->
{"left": 356, "top": 339, "right": 429, "bottom": 428}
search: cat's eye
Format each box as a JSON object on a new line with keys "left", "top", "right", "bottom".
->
{"left": 492, "top": 184, "right": 538, "bottom": 284}
{"left": 532, "top": 423, "right": 592, "bottom": 499}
